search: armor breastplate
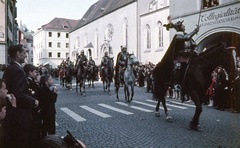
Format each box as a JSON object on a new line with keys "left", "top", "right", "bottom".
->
{"left": 121, "top": 54, "right": 127, "bottom": 61}
{"left": 183, "top": 41, "right": 192, "bottom": 52}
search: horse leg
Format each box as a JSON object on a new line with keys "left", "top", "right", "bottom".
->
{"left": 155, "top": 98, "right": 161, "bottom": 117}
{"left": 123, "top": 84, "right": 128, "bottom": 102}
{"left": 108, "top": 81, "right": 111, "bottom": 95}
{"left": 76, "top": 78, "right": 78, "bottom": 92}
{"left": 115, "top": 84, "right": 120, "bottom": 101}
{"left": 92, "top": 79, "right": 95, "bottom": 89}
{"left": 130, "top": 84, "right": 134, "bottom": 103}
{"left": 83, "top": 79, "right": 86, "bottom": 97}
{"left": 80, "top": 81, "right": 83, "bottom": 95}
{"left": 161, "top": 97, "right": 172, "bottom": 120}
{"left": 103, "top": 81, "right": 106, "bottom": 92}
{"left": 126, "top": 86, "right": 130, "bottom": 105}
{"left": 189, "top": 91, "right": 202, "bottom": 131}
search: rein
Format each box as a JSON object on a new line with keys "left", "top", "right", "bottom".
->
{"left": 198, "top": 54, "right": 214, "bottom": 67}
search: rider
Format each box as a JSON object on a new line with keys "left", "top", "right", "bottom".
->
{"left": 88, "top": 56, "right": 96, "bottom": 82}
{"left": 88, "top": 56, "right": 95, "bottom": 67}
{"left": 164, "top": 17, "right": 199, "bottom": 91}
{"left": 101, "top": 51, "right": 110, "bottom": 79}
{"left": 65, "top": 57, "right": 71, "bottom": 67}
{"left": 76, "top": 50, "right": 88, "bottom": 68}
{"left": 116, "top": 46, "right": 128, "bottom": 86}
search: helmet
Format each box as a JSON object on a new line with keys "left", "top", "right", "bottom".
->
{"left": 121, "top": 46, "right": 127, "bottom": 52}
{"left": 104, "top": 52, "right": 108, "bottom": 56}
{"left": 173, "top": 20, "right": 184, "bottom": 32}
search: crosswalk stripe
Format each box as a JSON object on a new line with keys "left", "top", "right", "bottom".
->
{"left": 80, "top": 105, "right": 112, "bottom": 118}
{"left": 145, "top": 100, "right": 188, "bottom": 109}
{"left": 168, "top": 100, "right": 196, "bottom": 108}
{"left": 60, "top": 107, "right": 86, "bottom": 122}
{"left": 147, "top": 99, "right": 195, "bottom": 108}
{"left": 132, "top": 100, "right": 172, "bottom": 110}
{"left": 98, "top": 103, "right": 134, "bottom": 115}
{"left": 116, "top": 102, "right": 153, "bottom": 112}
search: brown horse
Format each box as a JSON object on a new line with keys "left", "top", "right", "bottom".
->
{"left": 101, "top": 57, "right": 114, "bottom": 95}
{"left": 153, "top": 42, "right": 236, "bottom": 130}
{"left": 75, "top": 61, "right": 88, "bottom": 96}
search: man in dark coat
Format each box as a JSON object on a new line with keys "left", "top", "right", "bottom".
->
{"left": 2, "top": 44, "right": 39, "bottom": 148}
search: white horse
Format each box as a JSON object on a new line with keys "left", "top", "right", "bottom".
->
{"left": 123, "top": 53, "right": 139, "bottom": 105}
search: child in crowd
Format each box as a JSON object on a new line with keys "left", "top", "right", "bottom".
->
{"left": 23, "top": 64, "right": 42, "bottom": 148}
{"left": 0, "top": 79, "right": 16, "bottom": 148}
{"left": 40, "top": 74, "right": 58, "bottom": 138}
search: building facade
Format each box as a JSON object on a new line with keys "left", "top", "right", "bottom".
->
{"left": 33, "top": 18, "right": 78, "bottom": 68}
{"left": 70, "top": 0, "right": 138, "bottom": 65}
{"left": 69, "top": 0, "right": 170, "bottom": 65}
{"left": 0, "top": 0, "right": 18, "bottom": 67}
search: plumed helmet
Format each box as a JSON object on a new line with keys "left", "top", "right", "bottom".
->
{"left": 163, "top": 16, "right": 184, "bottom": 32}
{"left": 173, "top": 20, "right": 184, "bottom": 32}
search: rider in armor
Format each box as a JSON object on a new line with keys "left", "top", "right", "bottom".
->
{"left": 101, "top": 52, "right": 109, "bottom": 68}
{"left": 65, "top": 57, "right": 71, "bottom": 67}
{"left": 116, "top": 46, "right": 128, "bottom": 86}
{"left": 101, "top": 52, "right": 110, "bottom": 79}
{"left": 76, "top": 50, "right": 88, "bottom": 68}
{"left": 163, "top": 16, "right": 199, "bottom": 100}
{"left": 88, "top": 56, "right": 95, "bottom": 67}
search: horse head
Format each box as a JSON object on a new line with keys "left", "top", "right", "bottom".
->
{"left": 127, "top": 54, "right": 139, "bottom": 66}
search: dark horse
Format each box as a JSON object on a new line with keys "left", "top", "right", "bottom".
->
{"left": 115, "top": 53, "right": 139, "bottom": 104}
{"left": 87, "top": 65, "right": 97, "bottom": 89}
{"left": 101, "top": 57, "right": 114, "bottom": 95}
{"left": 75, "top": 61, "right": 88, "bottom": 96}
{"left": 153, "top": 42, "right": 236, "bottom": 130}
{"left": 65, "top": 63, "right": 74, "bottom": 90}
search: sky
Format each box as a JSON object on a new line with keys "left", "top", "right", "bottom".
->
{"left": 16, "top": 0, "right": 98, "bottom": 32}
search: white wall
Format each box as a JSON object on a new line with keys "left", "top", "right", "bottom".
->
{"left": 70, "top": 3, "right": 137, "bottom": 65}
{"left": 140, "top": 8, "right": 170, "bottom": 64}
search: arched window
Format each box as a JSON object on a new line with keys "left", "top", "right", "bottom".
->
{"left": 146, "top": 24, "right": 151, "bottom": 49}
{"left": 158, "top": 21, "right": 163, "bottom": 47}
{"left": 105, "top": 24, "right": 114, "bottom": 42}
{"left": 75, "top": 37, "right": 79, "bottom": 49}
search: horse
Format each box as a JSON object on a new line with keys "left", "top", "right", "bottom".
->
{"left": 65, "top": 63, "right": 74, "bottom": 90}
{"left": 75, "top": 61, "right": 88, "bottom": 96}
{"left": 116, "top": 53, "right": 139, "bottom": 105}
{"left": 86, "top": 65, "right": 96, "bottom": 89}
{"left": 101, "top": 57, "right": 114, "bottom": 95}
{"left": 58, "top": 66, "right": 66, "bottom": 87}
{"left": 153, "top": 42, "right": 236, "bottom": 130}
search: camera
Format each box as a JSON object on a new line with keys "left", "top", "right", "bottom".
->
{"left": 63, "top": 130, "right": 83, "bottom": 148}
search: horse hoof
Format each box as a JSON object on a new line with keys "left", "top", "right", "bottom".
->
{"left": 189, "top": 122, "right": 202, "bottom": 131}
{"left": 166, "top": 115, "right": 172, "bottom": 120}
{"left": 155, "top": 112, "right": 160, "bottom": 117}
